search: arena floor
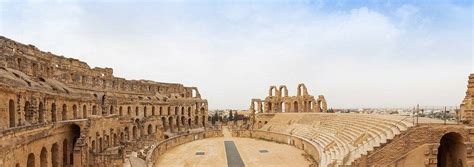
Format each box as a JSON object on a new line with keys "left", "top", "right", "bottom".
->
{"left": 155, "top": 128, "right": 311, "bottom": 167}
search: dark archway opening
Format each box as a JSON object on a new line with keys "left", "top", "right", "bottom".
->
{"left": 438, "top": 132, "right": 466, "bottom": 167}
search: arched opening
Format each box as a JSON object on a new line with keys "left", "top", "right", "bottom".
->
{"left": 127, "top": 106, "right": 131, "bottom": 115}
{"left": 200, "top": 107, "right": 205, "bottom": 115}
{"left": 92, "top": 105, "right": 97, "bottom": 115}
{"left": 268, "top": 102, "right": 272, "bottom": 112}
{"left": 202, "top": 116, "right": 206, "bottom": 127}
{"left": 135, "top": 106, "right": 139, "bottom": 116}
{"left": 152, "top": 106, "right": 155, "bottom": 116}
{"left": 167, "top": 107, "right": 171, "bottom": 115}
{"left": 293, "top": 101, "right": 298, "bottom": 112}
{"left": 195, "top": 116, "right": 199, "bottom": 125}
{"left": 51, "top": 143, "right": 59, "bottom": 167}
{"left": 82, "top": 105, "right": 87, "bottom": 118}
{"left": 147, "top": 124, "right": 153, "bottom": 135}
{"left": 25, "top": 101, "right": 32, "bottom": 123}
{"left": 27, "top": 153, "right": 35, "bottom": 167}
{"left": 110, "top": 105, "right": 114, "bottom": 115}
{"left": 113, "top": 133, "right": 117, "bottom": 146}
{"left": 40, "top": 147, "right": 47, "bottom": 167}
{"left": 132, "top": 126, "right": 137, "bottom": 139}
{"left": 9, "top": 99, "right": 15, "bottom": 127}
{"left": 159, "top": 107, "right": 163, "bottom": 115}
{"left": 72, "top": 104, "right": 78, "bottom": 119}
{"left": 62, "top": 104, "right": 67, "bottom": 121}
{"left": 124, "top": 127, "right": 130, "bottom": 140}
{"left": 91, "top": 140, "right": 96, "bottom": 152}
{"left": 282, "top": 102, "right": 286, "bottom": 113}
{"left": 175, "top": 107, "right": 179, "bottom": 115}
{"left": 39, "top": 102, "right": 44, "bottom": 123}
{"left": 63, "top": 139, "right": 68, "bottom": 165}
{"left": 144, "top": 106, "right": 147, "bottom": 117}
{"left": 181, "top": 107, "right": 185, "bottom": 115}
{"left": 161, "top": 117, "right": 167, "bottom": 131}
{"left": 51, "top": 103, "right": 57, "bottom": 122}
{"left": 188, "top": 118, "right": 191, "bottom": 127}
{"left": 181, "top": 116, "right": 186, "bottom": 127}
{"left": 438, "top": 132, "right": 466, "bottom": 167}
{"left": 176, "top": 117, "right": 181, "bottom": 131}
{"left": 168, "top": 117, "right": 174, "bottom": 132}
{"left": 119, "top": 106, "right": 123, "bottom": 116}
{"left": 188, "top": 107, "right": 191, "bottom": 117}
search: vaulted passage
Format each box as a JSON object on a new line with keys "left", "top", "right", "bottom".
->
{"left": 438, "top": 132, "right": 466, "bottom": 167}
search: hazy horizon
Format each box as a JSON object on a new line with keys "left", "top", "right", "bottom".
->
{"left": 1, "top": 0, "right": 472, "bottom": 110}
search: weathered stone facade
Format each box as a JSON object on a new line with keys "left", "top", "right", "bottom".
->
{"left": 249, "top": 84, "right": 327, "bottom": 114}
{"left": 0, "top": 36, "right": 208, "bottom": 167}
{"left": 461, "top": 74, "right": 474, "bottom": 124}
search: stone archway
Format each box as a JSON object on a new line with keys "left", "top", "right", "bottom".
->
{"left": 51, "top": 143, "right": 59, "bottom": 167}
{"left": 40, "top": 147, "right": 47, "bottom": 167}
{"left": 437, "top": 132, "right": 466, "bottom": 167}
{"left": 27, "top": 153, "right": 35, "bottom": 167}
{"left": 9, "top": 99, "right": 15, "bottom": 127}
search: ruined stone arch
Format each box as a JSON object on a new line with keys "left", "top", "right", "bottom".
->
{"left": 82, "top": 105, "right": 87, "bottom": 118}
{"left": 25, "top": 100, "right": 32, "bottom": 123}
{"left": 147, "top": 124, "right": 153, "bottom": 135}
{"left": 92, "top": 105, "right": 97, "bottom": 115}
{"left": 279, "top": 85, "right": 288, "bottom": 97}
{"left": 72, "top": 104, "right": 78, "bottom": 119}
{"left": 297, "top": 83, "right": 308, "bottom": 96}
{"left": 161, "top": 117, "right": 167, "bottom": 131}
{"left": 62, "top": 104, "right": 67, "bottom": 121}
{"left": 135, "top": 106, "right": 139, "bottom": 116}
{"left": 110, "top": 105, "right": 114, "bottom": 115}
{"left": 40, "top": 147, "right": 47, "bottom": 167}
{"left": 38, "top": 102, "right": 44, "bottom": 123}
{"left": 200, "top": 107, "right": 205, "bottom": 115}
{"left": 194, "top": 116, "right": 199, "bottom": 125}
{"left": 132, "top": 126, "right": 138, "bottom": 139}
{"left": 268, "top": 86, "right": 278, "bottom": 97}
{"left": 144, "top": 106, "right": 147, "bottom": 117}
{"left": 293, "top": 101, "right": 299, "bottom": 112}
{"left": 188, "top": 106, "right": 192, "bottom": 117}
{"left": 51, "top": 143, "right": 59, "bottom": 167}
{"left": 437, "top": 132, "right": 467, "bottom": 167}
{"left": 63, "top": 139, "right": 68, "bottom": 165}
{"left": 202, "top": 116, "right": 206, "bottom": 127}
{"left": 51, "top": 103, "right": 57, "bottom": 123}
{"left": 27, "top": 153, "right": 35, "bottom": 167}
{"left": 9, "top": 99, "right": 15, "bottom": 127}
{"left": 168, "top": 116, "right": 174, "bottom": 132}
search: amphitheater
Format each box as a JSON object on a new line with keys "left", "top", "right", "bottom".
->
{"left": 0, "top": 36, "right": 473, "bottom": 167}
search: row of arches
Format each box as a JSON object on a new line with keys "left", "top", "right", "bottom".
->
{"left": 161, "top": 115, "right": 207, "bottom": 132}
{"left": 268, "top": 84, "right": 308, "bottom": 97}
{"left": 14, "top": 124, "right": 80, "bottom": 167}
{"left": 6, "top": 98, "right": 207, "bottom": 129}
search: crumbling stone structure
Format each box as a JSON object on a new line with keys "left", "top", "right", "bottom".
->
{"left": 461, "top": 74, "right": 474, "bottom": 124}
{"left": 0, "top": 36, "right": 208, "bottom": 167}
{"left": 249, "top": 84, "right": 327, "bottom": 114}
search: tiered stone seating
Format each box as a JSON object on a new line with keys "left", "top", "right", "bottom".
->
{"left": 259, "top": 113, "right": 415, "bottom": 166}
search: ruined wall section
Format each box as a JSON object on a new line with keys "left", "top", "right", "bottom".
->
{"left": 0, "top": 36, "right": 196, "bottom": 98}
{"left": 0, "top": 36, "right": 209, "bottom": 167}
{"left": 461, "top": 74, "right": 474, "bottom": 124}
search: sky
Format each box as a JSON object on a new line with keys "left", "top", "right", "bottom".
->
{"left": 0, "top": 0, "right": 472, "bottom": 109}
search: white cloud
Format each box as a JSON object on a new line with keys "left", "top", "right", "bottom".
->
{"left": 0, "top": 1, "right": 471, "bottom": 109}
